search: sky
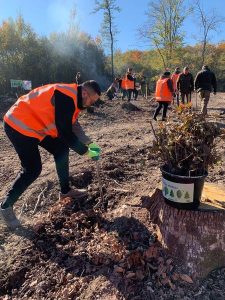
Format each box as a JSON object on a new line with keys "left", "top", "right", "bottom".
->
{"left": 0, "top": 0, "right": 225, "bottom": 52}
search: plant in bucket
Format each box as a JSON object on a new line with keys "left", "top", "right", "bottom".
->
{"left": 151, "top": 113, "right": 221, "bottom": 210}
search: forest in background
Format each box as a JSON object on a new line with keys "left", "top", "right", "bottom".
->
{"left": 0, "top": 15, "right": 225, "bottom": 94}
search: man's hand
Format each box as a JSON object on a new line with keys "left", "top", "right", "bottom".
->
{"left": 87, "top": 143, "right": 101, "bottom": 161}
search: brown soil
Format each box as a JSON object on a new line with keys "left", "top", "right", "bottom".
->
{"left": 0, "top": 94, "right": 224, "bottom": 299}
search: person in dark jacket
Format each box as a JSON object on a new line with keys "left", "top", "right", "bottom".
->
{"left": 75, "top": 72, "right": 82, "bottom": 84}
{"left": 1, "top": 80, "right": 101, "bottom": 230}
{"left": 140, "top": 75, "right": 147, "bottom": 98}
{"left": 177, "top": 67, "right": 194, "bottom": 104}
{"left": 132, "top": 73, "right": 139, "bottom": 100}
{"left": 194, "top": 65, "right": 217, "bottom": 116}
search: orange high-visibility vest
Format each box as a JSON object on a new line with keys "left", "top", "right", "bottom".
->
{"left": 171, "top": 73, "right": 180, "bottom": 91}
{"left": 121, "top": 79, "right": 126, "bottom": 90}
{"left": 4, "top": 83, "right": 80, "bottom": 141}
{"left": 126, "top": 75, "right": 135, "bottom": 90}
{"left": 155, "top": 78, "right": 173, "bottom": 102}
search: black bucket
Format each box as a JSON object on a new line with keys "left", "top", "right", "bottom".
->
{"left": 161, "top": 166, "right": 207, "bottom": 210}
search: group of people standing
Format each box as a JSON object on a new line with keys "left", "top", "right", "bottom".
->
{"left": 106, "top": 68, "right": 147, "bottom": 102}
{"left": 153, "top": 65, "right": 217, "bottom": 121}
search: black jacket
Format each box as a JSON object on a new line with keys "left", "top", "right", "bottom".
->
{"left": 194, "top": 69, "right": 217, "bottom": 92}
{"left": 177, "top": 73, "right": 194, "bottom": 93}
{"left": 54, "top": 86, "right": 88, "bottom": 155}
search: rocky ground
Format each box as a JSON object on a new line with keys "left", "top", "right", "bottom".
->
{"left": 0, "top": 93, "right": 224, "bottom": 299}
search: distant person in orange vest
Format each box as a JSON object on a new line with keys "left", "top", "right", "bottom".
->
{"left": 1, "top": 80, "right": 101, "bottom": 230}
{"left": 153, "top": 71, "right": 174, "bottom": 121}
{"left": 126, "top": 68, "right": 135, "bottom": 102}
{"left": 177, "top": 67, "right": 194, "bottom": 104}
{"left": 119, "top": 75, "right": 127, "bottom": 100}
{"left": 171, "top": 67, "right": 181, "bottom": 106}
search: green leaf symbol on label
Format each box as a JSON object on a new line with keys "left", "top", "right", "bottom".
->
{"left": 164, "top": 186, "right": 169, "bottom": 195}
{"left": 184, "top": 192, "right": 190, "bottom": 199}
{"left": 177, "top": 190, "right": 182, "bottom": 198}
{"left": 170, "top": 189, "right": 174, "bottom": 197}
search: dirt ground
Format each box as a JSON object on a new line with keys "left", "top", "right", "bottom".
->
{"left": 0, "top": 93, "right": 224, "bottom": 300}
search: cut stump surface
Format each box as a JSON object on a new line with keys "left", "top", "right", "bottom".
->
{"left": 146, "top": 186, "right": 225, "bottom": 279}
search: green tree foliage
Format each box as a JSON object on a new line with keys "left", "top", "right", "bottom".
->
{"left": 0, "top": 16, "right": 110, "bottom": 94}
{"left": 114, "top": 43, "right": 225, "bottom": 91}
{"left": 140, "top": 0, "right": 190, "bottom": 68}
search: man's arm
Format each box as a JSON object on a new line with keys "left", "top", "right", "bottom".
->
{"left": 54, "top": 90, "right": 88, "bottom": 155}
{"left": 194, "top": 73, "right": 199, "bottom": 90}
{"left": 167, "top": 79, "right": 174, "bottom": 93}
{"left": 190, "top": 74, "right": 194, "bottom": 91}
{"left": 211, "top": 72, "right": 217, "bottom": 93}
{"left": 72, "top": 120, "right": 92, "bottom": 145}
{"left": 177, "top": 75, "right": 181, "bottom": 91}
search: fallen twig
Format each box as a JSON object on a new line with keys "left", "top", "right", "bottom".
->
{"left": 33, "top": 186, "right": 48, "bottom": 214}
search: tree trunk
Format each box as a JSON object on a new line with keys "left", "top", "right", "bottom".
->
{"left": 146, "top": 187, "right": 225, "bottom": 279}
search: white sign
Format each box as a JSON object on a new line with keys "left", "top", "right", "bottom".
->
{"left": 162, "top": 177, "right": 194, "bottom": 203}
{"left": 10, "top": 79, "right": 32, "bottom": 90}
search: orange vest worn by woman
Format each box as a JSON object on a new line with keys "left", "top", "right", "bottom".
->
{"left": 126, "top": 75, "right": 135, "bottom": 90}
{"left": 4, "top": 83, "right": 80, "bottom": 141}
{"left": 121, "top": 78, "right": 127, "bottom": 90}
{"left": 155, "top": 78, "right": 173, "bottom": 102}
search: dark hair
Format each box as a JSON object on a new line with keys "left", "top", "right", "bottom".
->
{"left": 163, "top": 71, "right": 171, "bottom": 76}
{"left": 82, "top": 80, "right": 101, "bottom": 96}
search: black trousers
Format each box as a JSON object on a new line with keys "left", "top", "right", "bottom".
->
{"left": 127, "top": 89, "right": 133, "bottom": 101}
{"left": 132, "top": 89, "right": 138, "bottom": 100}
{"left": 153, "top": 102, "right": 169, "bottom": 120}
{"left": 181, "top": 92, "right": 191, "bottom": 104}
{"left": 2, "top": 122, "right": 70, "bottom": 208}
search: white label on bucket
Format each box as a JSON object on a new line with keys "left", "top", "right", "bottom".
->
{"left": 162, "top": 178, "right": 194, "bottom": 203}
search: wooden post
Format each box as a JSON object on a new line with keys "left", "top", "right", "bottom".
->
{"left": 145, "top": 187, "right": 225, "bottom": 279}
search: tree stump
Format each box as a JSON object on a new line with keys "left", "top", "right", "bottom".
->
{"left": 146, "top": 185, "right": 225, "bottom": 279}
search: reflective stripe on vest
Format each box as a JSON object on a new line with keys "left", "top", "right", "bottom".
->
{"left": 4, "top": 83, "right": 80, "bottom": 141}
{"left": 155, "top": 78, "right": 173, "bottom": 102}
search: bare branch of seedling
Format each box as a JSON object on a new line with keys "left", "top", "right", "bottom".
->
{"left": 152, "top": 113, "right": 221, "bottom": 176}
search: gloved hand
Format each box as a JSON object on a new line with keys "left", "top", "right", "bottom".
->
{"left": 87, "top": 143, "right": 101, "bottom": 161}
{"left": 213, "top": 91, "right": 216, "bottom": 95}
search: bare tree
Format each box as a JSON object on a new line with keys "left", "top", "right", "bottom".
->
{"left": 195, "top": 0, "right": 224, "bottom": 66}
{"left": 93, "top": 0, "right": 120, "bottom": 80}
{"left": 140, "top": 0, "right": 190, "bottom": 68}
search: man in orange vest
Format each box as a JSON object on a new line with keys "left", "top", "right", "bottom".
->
{"left": 126, "top": 68, "right": 135, "bottom": 101}
{"left": 1, "top": 80, "right": 101, "bottom": 230}
{"left": 153, "top": 71, "right": 174, "bottom": 121}
{"left": 171, "top": 67, "right": 180, "bottom": 106}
